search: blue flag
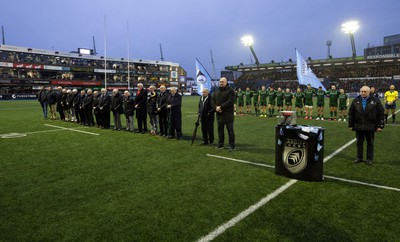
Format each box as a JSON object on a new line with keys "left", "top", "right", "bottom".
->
{"left": 196, "top": 58, "right": 212, "bottom": 95}
{"left": 296, "top": 49, "right": 326, "bottom": 91}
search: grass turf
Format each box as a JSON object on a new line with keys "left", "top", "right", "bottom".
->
{"left": 0, "top": 97, "right": 399, "bottom": 241}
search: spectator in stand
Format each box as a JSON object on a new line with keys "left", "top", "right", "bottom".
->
{"left": 111, "top": 89, "right": 123, "bottom": 130}
{"left": 384, "top": 85, "right": 398, "bottom": 124}
{"left": 123, "top": 90, "right": 135, "bottom": 132}
{"left": 37, "top": 86, "right": 48, "bottom": 119}
{"left": 157, "top": 85, "right": 168, "bottom": 137}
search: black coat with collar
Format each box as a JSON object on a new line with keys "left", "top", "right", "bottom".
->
{"left": 198, "top": 94, "right": 214, "bottom": 122}
{"left": 348, "top": 95, "right": 384, "bottom": 132}
{"left": 212, "top": 86, "right": 235, "bottom": 123}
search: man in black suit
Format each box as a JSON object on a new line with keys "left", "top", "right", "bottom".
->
{"left": 157, "top": 85, "right": 169, "bottom": 137}
{"left": 99, "top": 88, "right": 111, "bottom": 129}
{"left": 92, "top": 91, "right": 102, "bottom": 127}
{"left": 111, "top": 89, "right": 123, "bottom": 130}
{"left": 212, "top": 77, "right": 236, "bottom": 151}
{"left": 56, "top": 86, "right": 65, "bottom": 120}
{"left": 198, "top": 88, "right": 214, "bottom": 145}
{"left": 167, "top": 86, "right": 182, "bottom": 140}
{"left": 123, "top": 90, "right": 135, "bottom": 132}
{"left": 135, "top": 83, "right": 148, "bottom": 133}
{"left": 37, "top": 86, "right": 48, "bottom": 119}
{"left": 84, "top": 89, "right": 95, "bottom": 126}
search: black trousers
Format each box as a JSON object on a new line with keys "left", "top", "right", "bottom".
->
{"left": 356, "top": 130, "right": 375, "bottom": 160}
{"left": 217, "top": 121, "right": 235, "bottom": 148}
{"left": 94, "top": 111, "right": 102, "bottom": 127}
{"left": 136, "top": 109, "right": 148, "bottom": 132}
{"left": 168, "top": 111, "right": 182, "bottom": 138}
{"left": 85, "top": 109, "right": 95, "bottom": 126}
{"left": 101, "top": 109, "right": 110, "bottom": 128}
{"left": 158, "top": 111, "right": 168, "bottom": 136}
{"left": 201, "top": 118, "right": 214, "bottom": 144}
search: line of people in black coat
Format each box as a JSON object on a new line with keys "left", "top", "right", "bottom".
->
{"left": 42, "top": 83, "right": 183, "bottom": 139}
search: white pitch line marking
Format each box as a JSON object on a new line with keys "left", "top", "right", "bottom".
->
{"left": 44, "top": 124, "right": 100, "bottom": 136}
{"left": 197, "top": 179, "right": 298, "bottom": 242}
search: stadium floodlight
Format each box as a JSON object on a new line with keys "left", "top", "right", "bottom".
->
{"left": 241, "top": 35, "right": 260, "bottom": 65}
{"left": 342, "top": 21, "right": 359, "bottom": 59}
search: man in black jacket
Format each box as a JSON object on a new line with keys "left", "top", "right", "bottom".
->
{"left": 167, "top": 87, "right": 182, "bottom": 139}
{"left": 135, "top": 83, "right": 148, "bottom": 133}
{"left": 348, "top": 86, "right": 384, "bottom": 165}
{"left": 37, "top": 86, "right": 48, "bottom": 119}
{"left": 56, "top": 86, "right": 65, "bottom": 121}
{"left": 84, "top": 89, "right": 95, "bottom": 126}
{"left": 123, "top": 90, "right": 135, "bottom": 132}
{"left": 212, "top": 77, "right": 236, "bottom": 151}
{"left": 111, "top": 89, "right": 123, "bottom": 130}
{"left": 198, "top": 88, "right": 214, "bottom": 145}
{"left": 92, "top": 91, "right": 102, "bottom": 127}
{"left": 157, "top": 85, "right": 168, "bottom": 137}
{"left": 99, "top": 88, "right": 111, "bottom": 129}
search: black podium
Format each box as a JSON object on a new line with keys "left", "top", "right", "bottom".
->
{"left": 275, "top": 125, "right": 324, "bottom": 182}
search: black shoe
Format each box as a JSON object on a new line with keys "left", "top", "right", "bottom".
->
{"left": 354, "top": 158, "right": 363, "bottom": 163}
{"left": 229, "top": 147, "right": 236, "bottom": 152}
{"left": 215, "top": 146, "right": 224, "bottom": 150}
{"left": 366, "top": 159, "right": 373, "bottom": 165}
{"left": 200, "top": 142, "right": 209, "bottom": 145}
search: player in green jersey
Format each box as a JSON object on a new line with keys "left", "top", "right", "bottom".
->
{"left": 315, "top": 86, "right": 326, "bottom": 120}
{"left": 294, "top": 87, "right": 305, "bottom": 118}
{"left": 276, "top": 87, "right": 284, "bottom": 117}
{"left": 303, "top": 84, "right": 315, "bottom": 120}
{"left": 284, "top": 88, "right": 293, "bottom": 111}
{"left": 338, "top": 88, "right": 349, "bottom": 121}
{"left": 267, "top": 86, "right": 277, "bottom": 117}
{"left": 258, "top": 85, "right": 268, "bottom": 117}
{"left": 236, "top": 88, "right": 244, "bottom": 115}
{"left": 245, "top": 87, "right": 253, "bottom": 115}
{"left": 253, "top": 88, "right": 260, "bottom": 116}
{"left": 326, "top": 84, "right": 339, "bottom": 121}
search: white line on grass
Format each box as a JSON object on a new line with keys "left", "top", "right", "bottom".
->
{"left": 197, "top": 179, "right": 298, "bottom": 242}
{"left": 206, "top": 154, "right": 400, "bottom": 192}
{"left": 44, "top": 124, "right": 100, "bottom": 136}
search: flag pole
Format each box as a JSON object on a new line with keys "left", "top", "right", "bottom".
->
{"left": 127, "top": 20, "right": 130, "bottom": 90}
{"left": 104, "top": 15, "right": 107, "bottom": 90}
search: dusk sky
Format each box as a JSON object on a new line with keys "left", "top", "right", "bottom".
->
{"left": 2, "top": 0, "right": 399, "bottom": 78}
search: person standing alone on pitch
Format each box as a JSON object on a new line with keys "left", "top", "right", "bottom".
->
{"left": 348, "top": 86, "right": 384, "bottom": 165}
{"left": 384, "top": 85, "right": 398, "bottom": 124}
{"left": 198, "top": 88, "right": 214, "bottom": 145}
{"left": 212, "top": 77, "right": 236, "bottom": 151}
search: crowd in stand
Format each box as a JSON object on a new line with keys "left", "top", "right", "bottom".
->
{"left": 37, "top": 84, "right": 183, "bottom": 139}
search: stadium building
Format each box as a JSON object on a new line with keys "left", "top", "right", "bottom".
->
{"left": 0, "top": 44, "right": 186, "bottom": 99}
{"left": 225, "top": 35, "right": 400, "bottom": 94}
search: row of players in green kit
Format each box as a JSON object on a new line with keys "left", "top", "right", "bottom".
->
{"left": 235, "top": 84, "right": 349, "bottom": 121}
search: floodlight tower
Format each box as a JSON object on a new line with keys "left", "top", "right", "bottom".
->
{"left": 241, "top": 35, "right": 260, "bottom": 65}
{"left": 341, "top": 21, "right": 359, "bottom": 59}
{"left": 326, "top": 40, "right": 332, "bottom": 59}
